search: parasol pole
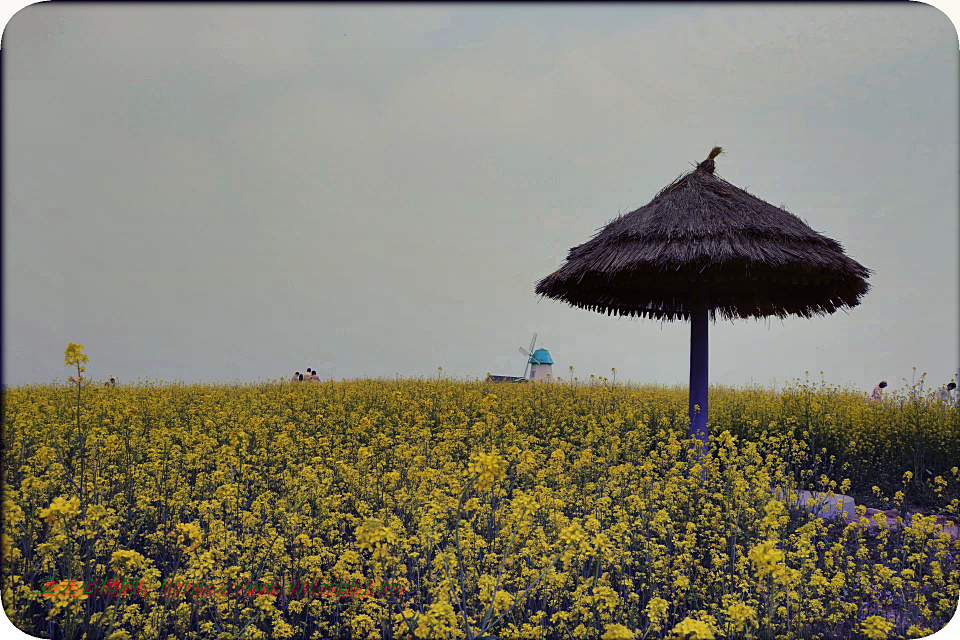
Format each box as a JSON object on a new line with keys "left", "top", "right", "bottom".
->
{"left": 689, "top": 278, "right": 709, "bottom": 460}
{"left": 687, "top": 145, "right": 719, "bottom": 462}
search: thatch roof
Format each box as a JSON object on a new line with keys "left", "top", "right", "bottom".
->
{"left": 535, "top": 148, "right": 872, "bottom": 321}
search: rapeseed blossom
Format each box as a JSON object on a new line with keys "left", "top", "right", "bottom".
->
{"left": 468, "top": 450, "right": 506, "bottom": 491}
{"left": 42, "top": 580, "right": 88, "bottom": 619}
{"left": 670, "top": 617, "right": 715, "bottom": 639}
{"left": 3, "top": 370, "right": 958, "bottom": 639}
{"left": 600, "top": 623, "right": 635, "bottom": 639}
{"left": 39, "top": 496, "right": 80, "bottom": 524}
{"left": 862, "top": 615, "right": 894, "bottom": 640}
{"left": 725, "top": 602, "right": 758, "bottom": 635}
{"left": 644, "top": 596, "right": 670, "bottom": 632}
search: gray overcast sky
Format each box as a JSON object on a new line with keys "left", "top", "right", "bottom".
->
{"left": 3, "top": 3, "right": 958, "bottom": 390}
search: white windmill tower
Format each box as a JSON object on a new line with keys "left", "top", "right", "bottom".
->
{"left": 519, "top": 333, "right": 554, "bottom": 381}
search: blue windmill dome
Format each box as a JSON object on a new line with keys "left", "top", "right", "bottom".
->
{"left": 528, "top": 349, "right": 554, "bottom": 365}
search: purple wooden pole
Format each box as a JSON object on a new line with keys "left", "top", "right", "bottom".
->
{"left": 689, "top": 280, "right": 709, "bottom": 456}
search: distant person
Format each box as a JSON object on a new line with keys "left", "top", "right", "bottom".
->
{"left": 309, "top": 370, "right": 320, "bottom": 382}
{"left": 870, "top": 380, "right": 888, "bottom": 404}
{"left": 293, "top": 372, "right": 301, "bottom": 382}
{"left": 103, "top": 378, "right": 116, "bottom": 388}
{"left": 939, "top": 382, "right": 957, "bottom": 406}
{"left": 298, "top": 373, "right": 304, "bottom": 382}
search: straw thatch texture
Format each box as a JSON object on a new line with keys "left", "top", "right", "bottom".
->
{"left": 535, "top": 152, "right": 871, "bottom": 321}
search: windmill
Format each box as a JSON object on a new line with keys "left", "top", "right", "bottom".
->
{"left": 518, "top": 333, "right": 537, "bottom": 379}
{"left": 519, "top": 334, "right": 555, "bottom": 381}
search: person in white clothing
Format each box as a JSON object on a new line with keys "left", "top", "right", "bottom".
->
{"left": 938, "top": 382, "right": 957, "bottom": 406}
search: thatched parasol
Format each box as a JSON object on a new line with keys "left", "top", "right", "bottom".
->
{"left": 535, "top": 147, "right": 872, "bottom": 452}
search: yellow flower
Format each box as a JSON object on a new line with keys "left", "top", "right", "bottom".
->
{"left": 111, "top": 549, "right": 147, "bottom": 572}
{"left": 645, "top": 597, "right": 670, "bottom": 631}
{"left": 42, "top": 580, "right": 88, "bottom": 602}
{"left": 3, "top": 499, "right": 24, "bottom": 526}
{"left": 593, "top": 532, "right": 614, "bottom": 557}
{"left": 39, "top": 496, "right": 80, "bottom": 524}
{"left": 175, "top": 522, "right": 203, "bottom": 552}
{"left": 861, "top": 615, "right": 894, "bottom": 640}
{"left": 511, "top": 492, "right": 537, "bottom": 519}
{"left": 64, "top": 343, "right": 89, "bottom": 367}
{"left": 748, "top": 539, "right": 786, "bottom": 580}
{"left": 294, "top": 533, "right": 312, "bottom": 547}
{"left": 559, "top": 523, "right": 585, "bottom": 546}
{"left": 670, "top": 617, "right": 715, "bottom": 640}
{"left": 355, "top": 518, "right": 396, "bottom": 555}
{"left": 601, "top": 623, "right": 636, "bottom": 640}
{"left": 468, "top": 450, "right": 507, "bottom": 491}
{"left": 351, "top": 614, "right": 376, "bottom": 639}
{"left": 8, "top": 354, "right": 960, "bottom": 639}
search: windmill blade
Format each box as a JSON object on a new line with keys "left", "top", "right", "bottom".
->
{"left": 529, "top": 333, "right": 537, "bottom": 353}
{"left": 519, "top": 348, "right": 531, "bottom": 357}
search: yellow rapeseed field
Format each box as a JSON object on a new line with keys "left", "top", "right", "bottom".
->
{"left": 2, "top": 346, "right": 958, "bottom": 639}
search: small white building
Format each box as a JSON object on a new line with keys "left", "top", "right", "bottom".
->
{"left": 528, "top": 349, "right": 554, "bottom": 381}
